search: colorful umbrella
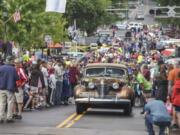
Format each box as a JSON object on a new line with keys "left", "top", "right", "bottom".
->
{"left": 161, "top": 49, "right": 175, "bottom": 57}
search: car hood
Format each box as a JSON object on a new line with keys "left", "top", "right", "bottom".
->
{"left": 82, "top": 76, "right": 128, "bottom": 84}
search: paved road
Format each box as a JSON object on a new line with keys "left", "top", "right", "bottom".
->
{"left": 128, "top": 0, "right": 157, "bottom": 25}
{"left": 0, "top": 106, "right": 179, "bottom": 135}
{"left": 0, "top": 105, "right": 148, "bottom": 135}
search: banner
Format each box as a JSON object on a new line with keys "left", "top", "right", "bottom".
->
{"left": 46, "top": 0, "right": 67, "bottom": 13}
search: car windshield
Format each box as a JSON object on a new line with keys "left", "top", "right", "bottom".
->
{"left": 86, "top": 67, "right": 125, "bottom": 77}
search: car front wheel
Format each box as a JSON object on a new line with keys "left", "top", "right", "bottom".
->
{"left": 76, "top": 103, "right": 87, "bottom": 114}
{"left": 124, "top": 105, "right": 132, "bottom": 116}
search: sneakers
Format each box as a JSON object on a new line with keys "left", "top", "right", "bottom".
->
{"left": 6, "top": 119, "right": 15, "bottom": 123}
{"left": 0, "top": 119, "right": 15, "bottom": 123}
{"left": 15, "top": 115, "right": 22, "bottom": 120}
{"left": 13, "top": 114, "right": 22, "bottom": 120}
{"left": 140, "top": 111, "right": 145, "bottom": 115}
{"left": 0, "top": 120, "right": 4, "bottom": 123}
{"left": 171, "top": 124, "right": 179, "bottom": 130}
{"left": 64, "top": 101, "right": 69, "bottom": 106}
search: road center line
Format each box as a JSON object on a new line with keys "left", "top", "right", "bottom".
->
{"left": 65, "top": 112, "right": 86, "bottom": 128}
{"left": 56, "top": 113, "right": 77, "bottom": 128}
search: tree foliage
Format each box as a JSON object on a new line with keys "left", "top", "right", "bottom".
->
{"left": 0, "top": 0, "right": 124, "bottom": 48}
{"left": 155, "top": 0, "right": 180, "bottom": 6}
{"left": 0, "top": 0, "right": 67, "bottom": 49}
{"left": 65, "top": 0, "right": 118, "bottom": 34}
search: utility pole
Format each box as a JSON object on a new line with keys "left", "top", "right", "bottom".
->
{"left": 125, "top": 0, "right": 129, "bottom": 20}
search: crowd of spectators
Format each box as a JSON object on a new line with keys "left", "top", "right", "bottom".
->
{"left": 0, "top": 56, "right": 80, "bottom": 122}
{"left": 0, "top": 24, "right": 179, "bottom": 135}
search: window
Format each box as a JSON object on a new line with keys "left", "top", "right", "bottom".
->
{"left": 86, "top": 68, "right": 105, "bottom": 76}
{"left": 86, "top": 67, "right": 126, "bottom": 77}
{"left": 106, "top": 68, "right": 125, "bottom": 76}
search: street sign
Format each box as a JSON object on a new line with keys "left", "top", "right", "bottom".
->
{"left": 167, "top": 6, "right": 176, "bottom": 17}
{"left": 154, "top": 6, "right": 180, "bottom": 18}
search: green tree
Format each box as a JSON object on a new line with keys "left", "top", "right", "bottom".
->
{"left": 0, "top": 0, "right": 67, "bottom": 49}
{"left": 155, "top": 0, "right": 180, "bottom": 6}
{"left": 65, "top": 0, "right": 118, "bottom": 35}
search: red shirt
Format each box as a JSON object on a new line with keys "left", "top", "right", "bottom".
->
{"left": 69, "top": 67, "right": 80, "bottom": 84}
{"left": 172, "top": 79, "right": 180, "bottom": 106}
{"left": 16, "top": 67, "right": 28, "bottom": 87}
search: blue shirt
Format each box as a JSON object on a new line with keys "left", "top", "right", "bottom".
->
{"left": 0, "top": 64, "right": 19, "bottom": 92}
{"left": 145, "top": 100, "right": 171, "bottom": 122}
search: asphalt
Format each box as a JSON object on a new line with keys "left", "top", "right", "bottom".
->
{"left": 0, "top": 106, "right": 179, "bottom": 135}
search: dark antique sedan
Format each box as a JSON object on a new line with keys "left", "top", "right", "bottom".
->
{"left": 74, "top": 63, "right": 135, "bottom": 115}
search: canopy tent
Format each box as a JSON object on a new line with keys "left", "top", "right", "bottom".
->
{"left": 48, "top": 43, "right": 63, "bottom": 48}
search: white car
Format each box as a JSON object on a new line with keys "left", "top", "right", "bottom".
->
{"left": 115, "top": 21, "right": 127, "bottom": 30}
{"left": 127, "top": 22, "right": 143, "bottom": 30}
{"left": 90, "top": 43, "right": 98, "bottom": 50}
{"left": 135, "top": 13, "right": 145, "bottom": 20}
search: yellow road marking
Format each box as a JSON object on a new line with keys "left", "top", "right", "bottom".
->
{"left": 56, "top": 113, "right": 77, "bottom": 128}
{"left": 65, "top": 112, "right": 86, "bottom": 128}
{"left": 56, "top": 108, "right": 91, "bottom": 128}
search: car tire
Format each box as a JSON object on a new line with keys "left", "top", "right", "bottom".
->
{"left": 124, "top": 105, "right": 132, "bottom": 116}
{"left": 76, "top": 103, "right": 87, "bottom": 114}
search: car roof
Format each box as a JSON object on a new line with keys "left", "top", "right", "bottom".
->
{"left": 86, "top": 63, "right": 127, "bottom": 69}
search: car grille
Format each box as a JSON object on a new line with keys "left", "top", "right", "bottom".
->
{"left": 96, "top": 84, "right": 111, "bottom": 98}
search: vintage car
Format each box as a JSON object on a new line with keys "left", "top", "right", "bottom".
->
{"left": 74, "top": 63, "right": 135, "bottom": 115}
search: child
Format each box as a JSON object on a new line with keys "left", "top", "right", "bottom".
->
{"left": 49, "top": 68, "right": 56, "bottom": 105}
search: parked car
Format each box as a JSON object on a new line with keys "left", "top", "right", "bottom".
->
{"left": 74, "top": 63, "right": 135, "bottom": 115}
{"left": 90, "top": 43, "right": 98, "bottom": 50}
{"left": 127, "top": 22, "right": 143, "bottom": 30}
{"left": 115, "top": 21, "right": 128, "bottom": 30}
{"left": 135, "top": 13, "right": 145, "bottom": 20}
{"left": 67, "top": 52, "right": 85, "bottom": 60}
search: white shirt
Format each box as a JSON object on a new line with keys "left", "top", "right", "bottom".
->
{"left": 54, "top": 65, "right": 63, "bottom": 81}
{"left": 41, "top": 67, "right": 49, "bottom": 86}
{"left": 49, "top": 74, "right": 56, "bottom": 89}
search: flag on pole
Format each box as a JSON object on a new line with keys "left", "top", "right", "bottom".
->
{"left": 45, "top": 0, "right": 67, "bottom": 13}
{"left": 13, "top": 10, "right": 21, "bottom": 23}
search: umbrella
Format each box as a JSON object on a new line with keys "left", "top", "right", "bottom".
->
{"left": 161, "top": 49, "right": 175, "bottom": 57}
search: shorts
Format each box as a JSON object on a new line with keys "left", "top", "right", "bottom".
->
{"left": 30, "top": 86, "right": 39, "bottom": 94}
{"left": 15, "top": 88, "right": 24, "bottom": 103}
{"left": 41, "top": 86, "right": 48, "bottom": 96}
{"left": 174, "top": 106, "right": 180, "bottom": 112}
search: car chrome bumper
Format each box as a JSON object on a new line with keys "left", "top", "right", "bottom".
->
{"left": 75, "top": 98, "right": 131, "bottom": 104}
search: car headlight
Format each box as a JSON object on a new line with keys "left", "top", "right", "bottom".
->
{"left": 88, "top": 82, "right": 95, "bottom": 89}
{"left": 112, "top": 82, "right": 119, "bottom": 89}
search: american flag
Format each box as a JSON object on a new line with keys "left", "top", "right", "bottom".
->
{"left": 13, "top": 10, "right": 21, "bottom": 23}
